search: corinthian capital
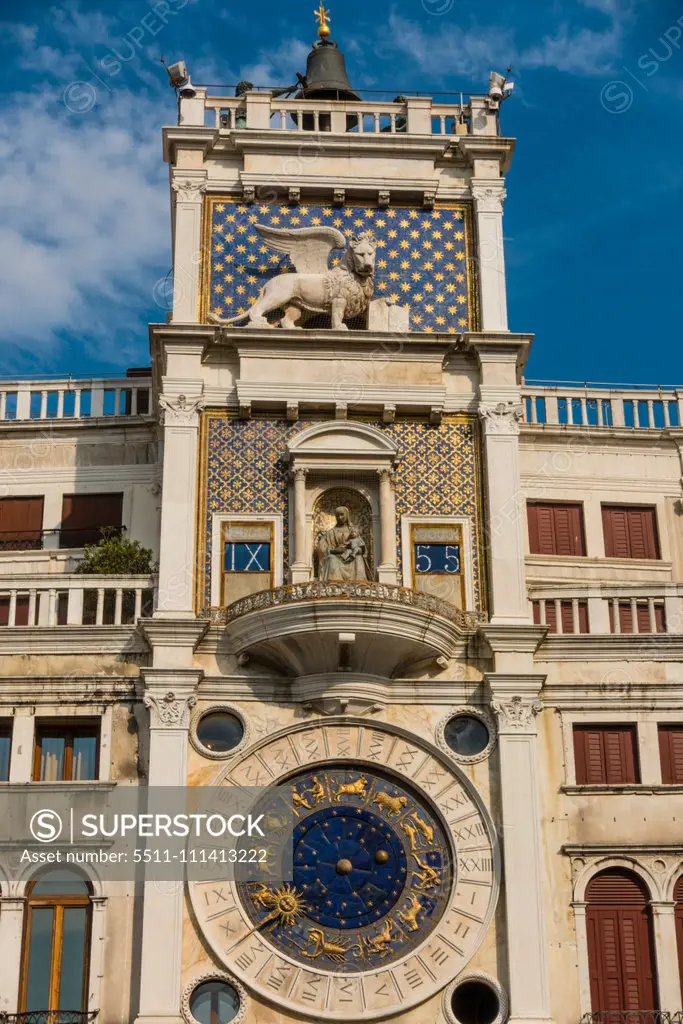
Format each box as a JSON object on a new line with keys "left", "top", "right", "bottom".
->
{"left": 471, "top": 183, "right": 507, "bottom": 214}
{"left": 159, "top": 393, "right": 205, "bottom": 428}
{"left": 172, "top": 178, "right": 207, "bottom": 203}
{"left": 491, "top": 694, "right": 542, "bottom": 733}
{"left": 478, "top": 401, "right": 523, "bottom": 436}
{"left": 144, "top": 690, "right": 196, "bottom": 729}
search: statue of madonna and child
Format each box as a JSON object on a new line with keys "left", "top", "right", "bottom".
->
{"left": 315, "top": 506, "right": 372, "bottom": 582}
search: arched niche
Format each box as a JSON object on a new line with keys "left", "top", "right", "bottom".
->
{"left": 287, "top": 423, "right": 398, "bottom": 584}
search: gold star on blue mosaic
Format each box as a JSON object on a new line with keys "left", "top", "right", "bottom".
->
{"left": 205, "top": 200, "right": 473, "bottom": 334}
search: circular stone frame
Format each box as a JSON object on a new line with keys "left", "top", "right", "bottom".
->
{"left": 181, "top": 970, "right": 248, "bottom": 1024}
{"left": 442, "top": 972, "right": 509, "bottom": 1024}
{"left": 436, "top": 707, "right": 497, "bottom": 765}
{"left": 189, "top": 703, "right": 249, "bottom": 761}
{"left": 188, "top": 717, "right": 501, "bottom": 1021}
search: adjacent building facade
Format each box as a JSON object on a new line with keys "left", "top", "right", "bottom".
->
{"left": 0, "top": 20, "right": 682, "bottom": 1024}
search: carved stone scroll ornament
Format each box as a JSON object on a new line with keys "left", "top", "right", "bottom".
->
{"left": 144, "top": 690, "right": 197, "bottom": 729}
{"left": 207, "top": 223, "right": 376, "bottom": 331}
{"left": 471, "top": 183, "right": 507, "bottom": 214}
{"left": 171, "top": 179, "right": 207, "bottom": 204}
{"left": 158, "top": 394, "right": 205, "bottom": 428}
{"left": 490, "top": 694, "right": 542, "bottom": 732}
{"left": 478, "top": 401, "right": 524, "bottom": 436}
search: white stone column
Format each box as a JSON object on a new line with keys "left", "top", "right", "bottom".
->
{"left": 479, "top": 400, "right": 528, "bottom": 622}
{"left": 472, "top": 182, "right": 508, "bottom": 332}
{"left": 377, "top": 468, "right": 398, "bottom": 584}
{"left": 135, "top": 671, "right": 200, "bottom": 1024}
{"left": 9, "top": 707, "right": 35, "bottom": 782}
{"left": 0, "top": 897, "right": 26, "bottom": 1013}
{"left": 156, "top": 394, "right": 204, "bottom": 618}
{"left": 171, "top": 176, "right": 206, "bottom": 324}
{"left": 489, "top": 677, "right": 553, "bottom": 1024}
{"left": 651, "top": 902, "right": 683, "bottom": 1010}
{"left": 290, "top": 468, "right": 309, "bottom": 584}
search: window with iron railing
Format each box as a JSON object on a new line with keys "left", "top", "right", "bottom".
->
{"left": 59, "top": 494, "right": 123, "bottom": 548}
{"left": 0, "top": 497, "right": 44, "bottom": 551}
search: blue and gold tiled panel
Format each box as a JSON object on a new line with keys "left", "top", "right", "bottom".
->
{"left": 197, "top": 414, "right": 484, "bottom": 614}
{"left": 201, "top": 199, "right": 478, "bottom": 334}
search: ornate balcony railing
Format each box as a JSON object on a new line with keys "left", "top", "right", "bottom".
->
{"left": 207, "top": 580, "right": 485, "bottom": 631}
{"left": 580, "top": 1012, "right": 683, "bottom": 1024}
{"left": 0, "top": 1013, "right": 99, "bottom": 1024}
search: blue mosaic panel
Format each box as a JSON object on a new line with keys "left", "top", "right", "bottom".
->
{"left": 199, "top": 416, "right": 483, "bottom": 613}
{"left": 203, "top": 199, "right": 475, "bottom": 334}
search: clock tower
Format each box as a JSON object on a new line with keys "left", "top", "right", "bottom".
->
{"left": 141, "top": 11, "right": 547, "bottom": 1024}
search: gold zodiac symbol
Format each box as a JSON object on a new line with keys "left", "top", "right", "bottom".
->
{"left": 309, "top": 776, "right": 325, "bottom": 807}
{"left": 335, "top": 774, "right": 368, "bottom": 800}
{"left": 372, "top": 791, "right": 408, "bottom": 817}
{"left": 364, "top": 918, "right": 395, "bottom": 957}
{"left": 398, "top": 892, "right": 423, "bottom": 932}
{"left": 412, "top": 853, "right": 440, "bottom": 891}
{"left": 410, "top": 812, "right": 434, "bottom": 846}
{"left": 401, "top": 819, "right": 420, "bottom": 852}
{"left": 292, "top": 790, "right": 312, "bottom": 811}
{"left": 249, "top": 882, "right": 276, "bottom": 911}
{"left": 302, "top": 928, "right": 358, "bottom": 963}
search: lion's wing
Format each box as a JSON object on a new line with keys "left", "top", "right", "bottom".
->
{"left": 255, "top": 224, "right": 346, "bottom": 275}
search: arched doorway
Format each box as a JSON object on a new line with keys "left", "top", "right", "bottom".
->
{"left": 675, "top": 875, "right": 683, "bottom": 995}
{"left": 586, "top": 868, "right": 658, "bottom": 1014}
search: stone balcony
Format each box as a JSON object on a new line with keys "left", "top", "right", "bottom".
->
{"left": 208, "top": 581, "right": 484, "bottom": 677}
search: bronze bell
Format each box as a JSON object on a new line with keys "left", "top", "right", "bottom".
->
{"left": 299, "top": 40, "right": 360, "bottom": 101}
{"left": 295, "top": 39, "right": 360, "bottom": 131}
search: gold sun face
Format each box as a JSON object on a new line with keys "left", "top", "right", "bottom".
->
{"left": 250, "top": 882, "right": 308, "bottom": 929}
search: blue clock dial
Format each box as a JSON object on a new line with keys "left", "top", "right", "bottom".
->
{"left": 237, "top": 765, "right": 453, "bottom": 972}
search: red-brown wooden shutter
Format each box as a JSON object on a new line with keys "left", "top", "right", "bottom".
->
{"left": 0, "top": 497, "right": 44, "bottom": 547}
{"left": 586, "top": 869, "right": 657, "bottom": 1013}
{"left": 675, "top": 875, "right": 683, "bottom": 994}
{"left": 574, "top": 726, "right": 639, "bottom": 785}
{"left": 528, "top": 503, "right": 585, "bottom": 556}
{"left": 603, "top": 506, "right": 659, "bottom": 560}
{"left": 578, "top": 602, "right": 589, "bottom": 634}
{"left": 659, "top": 726, "right": 683, "bottom": 784}
{"left": 61, "top": 493, "right": 123, "bottom": 545}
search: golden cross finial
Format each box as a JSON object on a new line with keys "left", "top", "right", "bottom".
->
{"left": 314, "top": 3, "right": 331, "bottom": 39}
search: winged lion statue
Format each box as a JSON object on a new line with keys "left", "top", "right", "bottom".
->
{"left": 208, "top": 223, "right": 376, "bottom": 330}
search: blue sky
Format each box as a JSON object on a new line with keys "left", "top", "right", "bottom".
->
{"left": 1, "top": 0, "right": 682, "bottom": 384}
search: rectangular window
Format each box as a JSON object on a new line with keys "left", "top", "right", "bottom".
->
{"left": 0, "top": 722, "right": 11, "bottom": 781}
{"left": 0, "top": 497, "right": 44, "bottom": 551}
{"left": 414, "top": 543, "right": 461, "bottom": 575}
{"left": 659, "top": 725, "right": 683, "bottom": 785}
{"left": 573, "top": 724, "right": 640, "bottom": 785}
{"left": 59, "top": 493, "right": 123, "bottom": 548}
{"left": 602, "top": 505, "right": 660, "bottom": 560}
{"left": 224, "top": 542, "right": 271, "bottom": 572}
{"left": 527, "top": 502, "right": 586, "bottom": 556}
{"left": 33, "top": 722, "right": 99, "bottom": 781}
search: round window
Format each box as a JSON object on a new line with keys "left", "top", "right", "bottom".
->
{"left": 190, "top": 980, "right": 241, "bottom": 1024}
{"left": 444, "top": 715, "right": 490, "bottom": 757}
{"left": 196, "top": 712, "right": 244, "bottom": 754}
{"left": 451, "top": 979, "right": 500, "bottom": 1024}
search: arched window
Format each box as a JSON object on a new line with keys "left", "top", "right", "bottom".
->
{"left": 586, "top": 868, "right": 658, "bottom": 1014}
{"left": 675, "top": 875, "right": 683, "bottom": 995}
{"left": 20, "top": 867, "right": 92, "bottom": 1014}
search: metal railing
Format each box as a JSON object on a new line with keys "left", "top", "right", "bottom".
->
{"left": 0, "top": 527, "right": 125, "bottom": 553}
{"left": 580, "top": 1013, "right": 683, "bottom": 1024}
{"left": 522, "top": 382, "right": 683, "bottom": 431}
{"left": 0, "top": 574, "right": 157, "bottom": 626}
{"left": 0, "top": 376, "right": 152, "bottom": 423}
{"left": 0, "top": 1014, "right": 98, "bottom": 1024}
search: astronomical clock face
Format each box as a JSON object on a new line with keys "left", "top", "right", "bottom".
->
{"left": 189, "top": 720, "right": 499, "bottom": 1020}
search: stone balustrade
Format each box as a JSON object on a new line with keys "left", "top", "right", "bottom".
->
{"left": 188, "top": 91, "right": 499, "bottom": 137}
{"left": 529, "top": 584, "right": 683, "bottom": 636}
{"left": 0, "top": 574, "right": 157, "bottom": 627}
{"left": 0, "top": 375, "right": 152, "bottom": 423}
{"left": 522, "top": 381, "right": 682, "bottom": 430}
